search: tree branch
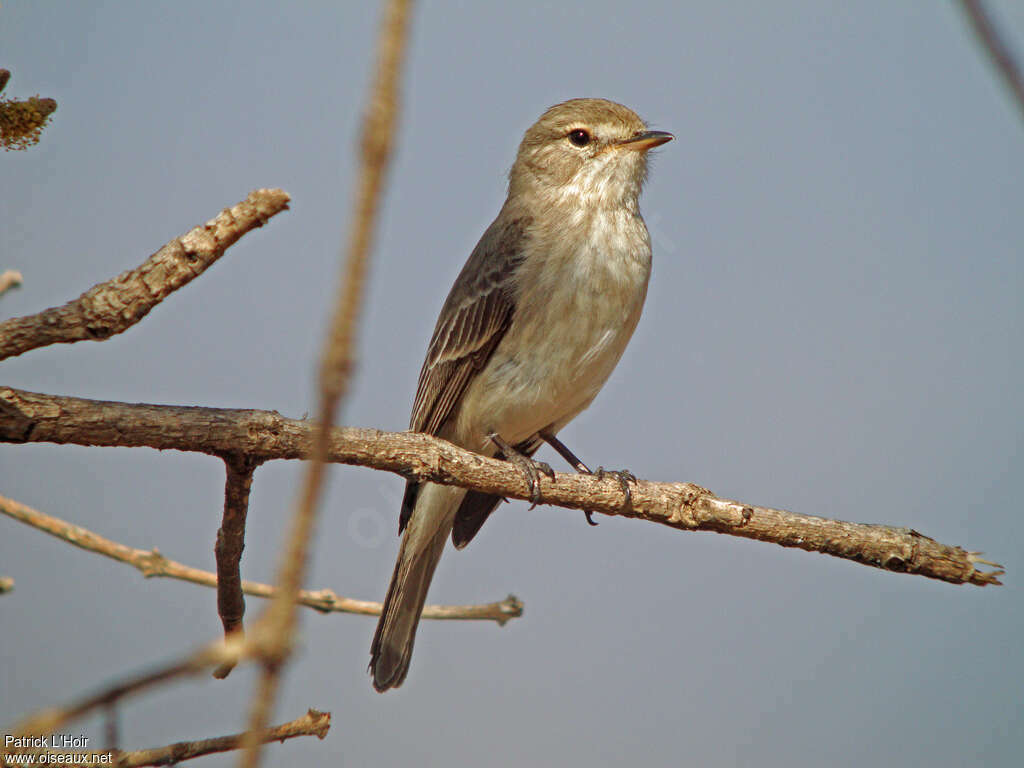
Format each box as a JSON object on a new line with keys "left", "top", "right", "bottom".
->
{"left": 0, "top": 188, "right": 290, "bottom": 360}
{"left": 217, "top": 456, "right": 259, "bottom": 637}
{"left": 212, "top": 455, "right": 262, "bottom": 679}
{"left": 116, "top": 709, "right": 330, "bottom": 768}
{"left": 0, "top": 387, "right": 1002, "bottom": 587}
{"left": 4, "top": 635, "right": 248, "bottom": 743}
{"left": 240, "top": 1, "right": 413, "bottom": 763}
{"left": 960, "top": 0, "right": 1024, "bottom": 122}
{"left": 0, "top": 493, "right": 522, "bottom": 623}
{"left": 1, "top": 710, "right": 330, "bottom": 768}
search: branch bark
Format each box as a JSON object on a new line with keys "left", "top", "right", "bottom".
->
{"left": 0, "top": 188, "right": 290, "bottom": 360}
{"left": 212, "top": 455, "right": 262, "bottom": 679}
{"left": 0, "top": 386, "right": 1002, "bottom": 587}
{"left": 0, "top": 493, "right": 522, "bottom": 623}
{"left": 114, "top": 709, "right": 330, "bottom": 768}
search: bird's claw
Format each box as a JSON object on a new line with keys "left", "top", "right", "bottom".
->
{"left": 517, "top": 456, "right": 554, "bottom": 509}
{"left": 595, "top": 467, "right": 637, "bottom": 512}
{"left": 489, "top": 433, "right": 554, "bottom": 509}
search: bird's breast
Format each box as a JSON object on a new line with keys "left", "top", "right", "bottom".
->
{"left": 455, "top": 208, "right": 652, "bottom": 449}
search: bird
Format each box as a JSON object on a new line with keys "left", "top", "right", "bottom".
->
{"left": 370, "top": 97, "right": 672, "bottom": 691}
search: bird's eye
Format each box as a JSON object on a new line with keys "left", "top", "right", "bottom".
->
{"left": 567, "top": 128, "right": 591, "bottom": 147}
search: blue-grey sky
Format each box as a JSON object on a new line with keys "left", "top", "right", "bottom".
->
{"left": 2, "top": 2, "right": 1022, "bottom": 766}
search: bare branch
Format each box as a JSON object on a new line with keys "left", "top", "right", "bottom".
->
{"left": 121, "top": 709, "right": 331, "bottom": 767}
{"left": 960, "top": 0, "right": 1024, "bottom": 122}
{"left": 2, "top": 710, "right": 329, "bottom": 768}
{"left": 0, "top": 388, "right": 1003, "bottom": 587}
{"left": 0, "top": 189, "right": 290, "bottom": 360}
{"left": 213, "top": 455, "right": 262, "bottom": 679}
{"left": 0, "top": 492, "right": 522, "bottom": 623}
{"left": 4, "top": 635, "right": 247, "bottom": 743}
{"left": 239, "top": 2, "right": 414, "bottom": 763}
{"left": 320, "top": 0, "right": 411, "bottom": 407}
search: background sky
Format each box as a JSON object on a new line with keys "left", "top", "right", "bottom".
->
{"left": 2, "top": 2, "right": 1022, "bottom": 766}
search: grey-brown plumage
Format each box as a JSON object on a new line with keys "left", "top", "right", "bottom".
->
{"left": 370, "top": 98, "right": 672, "bottom": 691}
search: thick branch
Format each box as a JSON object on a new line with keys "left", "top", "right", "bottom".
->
{"left": 0, "top": 188, "right": 290, "bottom": 360}
{"left": 0, "top": 387, "right": 1003, "bottom": 587}
{"left": 0, "top": 493, "right": 522, "bottom": 624}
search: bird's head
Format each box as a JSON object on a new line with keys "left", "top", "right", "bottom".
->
{"left": 508, "top": 98, "right": 672, "bottom": 211}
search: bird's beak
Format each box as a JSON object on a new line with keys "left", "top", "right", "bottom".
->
{"left": 617, "top": 130, "right": 674, "bottom": 152}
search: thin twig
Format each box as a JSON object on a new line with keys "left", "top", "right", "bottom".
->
{"left": 0, "top": 189, "right": 290, "bottom": 360}
{"left": 0, "top": 493, "right": 522, "bottom": 623}
{"left": 3, "top": 635, "right": 247, "bottom": 744}
{"left": 238, "top": 2, "right": 413, "bottom": 766}
{"left": 0, "top": 389, "right": 1003, "bottom": 587}
{"left": 117, "top": 709, "right": 330, "bottom": 768}
{"left": 960, "top": 0, "right": 1024, "bottom": 122}
{"left": 213, "top": 454, "right": 262, "bottom": 679}
{"left": 1, "top": 679, "right": 327, "bottom": 768}
{"left": 2, "top": 710, "right": 328, "bottom": 768}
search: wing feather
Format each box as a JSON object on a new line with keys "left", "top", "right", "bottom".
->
{"left": 409, "top": 215, "right": 528, "bottom": 435}
{"left": 400, "top": 214, "right": 529, "bottom": 534}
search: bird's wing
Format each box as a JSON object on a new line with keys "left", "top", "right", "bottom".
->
{"left": 409, "top": 213, "right": 528, "bottom": 435}
{"left": 399, "top": 213, "right": 529, "bottom": 534}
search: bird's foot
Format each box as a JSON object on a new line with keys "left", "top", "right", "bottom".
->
{"left": 488, "top": 433, "right": 555, "bottom": 509}
{"left": 594, "top": 467, "right": 637, "bottom": 514}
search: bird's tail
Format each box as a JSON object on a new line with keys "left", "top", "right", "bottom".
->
{"left": 370, "top": 483, "right": 461, "bottom": 691}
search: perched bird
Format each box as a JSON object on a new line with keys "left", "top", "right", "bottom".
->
{"left": 370, "top": 97, "right": 672, "bottom": 691}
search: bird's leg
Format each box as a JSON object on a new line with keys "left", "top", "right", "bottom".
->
{"left": 540, "top": 431, "right": 592, "bottom": 474}
{"left": 488, "top": 433, "right": 555, "bottom": 510}
{"left": 539, "top": 431, "right": 636, "bottom": 521}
